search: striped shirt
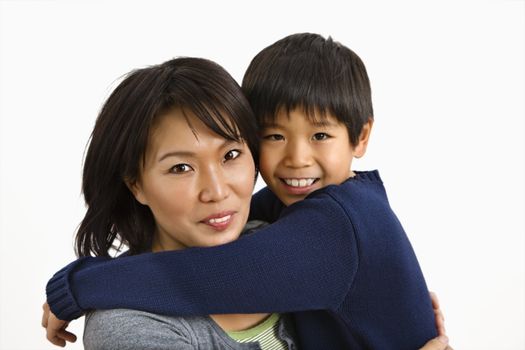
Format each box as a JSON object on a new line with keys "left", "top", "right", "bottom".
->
{"left": 228, "top": 313, "right": 288, "bottom": 350}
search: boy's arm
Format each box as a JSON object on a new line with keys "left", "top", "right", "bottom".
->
{"left": 46, "top": 193, "right": 358, "bottom": 321}
{"left": 248, "top": 186, "right": 285, "bottom": 223}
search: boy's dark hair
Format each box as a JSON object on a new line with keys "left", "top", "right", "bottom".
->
{"left": 242, "top": 33, "right": 373, "bottom": 146}
{"left": 76, "top": 57, "right": 259, "bottom": 257}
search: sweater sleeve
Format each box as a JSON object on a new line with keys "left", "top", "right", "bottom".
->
{"left": 46, "top": 193, "right": 359, "bottom": 321}
{"left": 248, "top": 186, "right": 285, "bottom": 223}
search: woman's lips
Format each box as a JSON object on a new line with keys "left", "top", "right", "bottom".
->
{"left": 201, "top": 211, "right": 235, "bottom": 231}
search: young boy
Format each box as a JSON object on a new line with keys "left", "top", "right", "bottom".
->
{"left": 45, "top": 34, "right": 443, "bottom": 349}
{"left": 244, "top": 33, "right": 438, "bottom": 348}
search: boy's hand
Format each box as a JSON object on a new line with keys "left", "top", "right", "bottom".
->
{"left": 41, "top": 302, "right": 77, "bottom": 347}
{"left": 430, "top": 291, "right": 446, "bottom": 336}
{"left": 420, "top": 291, "right": 452, "bottom": 349}
{"left": 420, "top": 335, "right": 454, "bottom": 350}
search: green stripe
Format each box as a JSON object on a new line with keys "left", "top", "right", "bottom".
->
{"left": 227, "top": 313, "right": 280, "bottom": 341}
{"left": 227, "top": 314, "right": 287, "bottom": 349}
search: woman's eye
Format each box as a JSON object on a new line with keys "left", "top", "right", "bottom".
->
{"left": 170, "top": 164, "right": 193, "bottom": 174}
{"left": 224, "top": 149, "right": 241, "bottom": 161}
{"left": 313, "top": 133, "right": 330, "bottom": 141}
{"left": 263, "top": 134, "right": 284, "bottom": 141}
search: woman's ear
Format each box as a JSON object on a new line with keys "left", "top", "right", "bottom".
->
{"left": 125, "top": 177, "right": 148, "bottom": 205}
{"left": 353, "top": 118, "right": 374, "bottom": 159}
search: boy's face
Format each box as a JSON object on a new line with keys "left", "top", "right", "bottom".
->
{"left": 259, "top": 108, "right": 370, "bottom": 206}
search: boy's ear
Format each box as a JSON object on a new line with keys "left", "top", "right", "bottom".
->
{"left": 125, "top": 177, "right": 148, "bottom": 205}
{"left": 353, "top": 118, "right": 374, "bottom": 159}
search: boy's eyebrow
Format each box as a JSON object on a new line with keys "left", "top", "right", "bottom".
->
{"left": 261, "top": 120, "right": 338, "bottom": 128}
{"left": 310, "top": 119, "right": 338, "bottom": 127}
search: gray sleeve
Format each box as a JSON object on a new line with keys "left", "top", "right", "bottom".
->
{"left": 83, "top": 309, "right": 197, "bottom": 350}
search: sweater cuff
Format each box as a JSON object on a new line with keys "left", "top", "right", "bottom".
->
{"left": 45, "top": 258, "right": 87, "bottom": 321}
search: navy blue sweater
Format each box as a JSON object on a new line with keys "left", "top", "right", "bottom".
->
{"left": 46, "top": 170, "right": 437, "bottom": 349}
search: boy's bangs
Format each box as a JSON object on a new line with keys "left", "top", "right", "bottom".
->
{"left": 257, "top": 74, "right": 341, "bottom": 126}
{"left": 259, "top": 103, "right": 335, "bottom": 127}
{"left": 251, "top": 47, "right": 349, "bottom": 126}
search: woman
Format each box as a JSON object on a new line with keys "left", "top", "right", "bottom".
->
{"left": 51, "top": 57, "right": 295, "bottom": 349}
{"left": 43, "top": 57, "right": 450, "bottom": 349}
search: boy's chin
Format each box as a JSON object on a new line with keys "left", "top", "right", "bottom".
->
{"left": 278, "top": 194, "right": 308, "bottom": 207}
{"left": 271, "top": 182, "right": 319, "bottom": 206}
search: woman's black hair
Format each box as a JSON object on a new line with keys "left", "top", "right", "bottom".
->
{"left": 76, "top": 57, "right": 259, "bottom": 257}
{"left": 242, "top": 33, "right": 373, "bottom": 146}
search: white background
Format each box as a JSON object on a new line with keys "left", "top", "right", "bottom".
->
{"left": 1, "top": 1, "right": 524, "bottom": 349}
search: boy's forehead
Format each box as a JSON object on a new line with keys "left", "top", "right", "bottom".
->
{"left": 261, "top": 107, "right": 341, "bottom": 127}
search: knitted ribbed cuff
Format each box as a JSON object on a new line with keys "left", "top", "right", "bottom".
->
{"left": 45, "top": 258, "right": 86, "bottom": 321}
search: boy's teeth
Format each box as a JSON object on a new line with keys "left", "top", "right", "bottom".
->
{"left": 208, "top": 215, "right": 231, "bottom": 224}
{"left": 284, "top": 178, "right": 315, "bottom": 187}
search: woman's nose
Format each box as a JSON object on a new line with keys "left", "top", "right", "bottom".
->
{"left": 198, "top": 166, "right": 230, "bottom": 202}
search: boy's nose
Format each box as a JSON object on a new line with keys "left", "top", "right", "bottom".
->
{"left": 283, "top": 140, "right": 313, "bottom": 168}
{"left": 198, "top": 166, "right": 230, "bottom": 202}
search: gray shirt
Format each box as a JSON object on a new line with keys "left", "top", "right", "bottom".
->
{"left": 84, "top": 309, "right": 298, "bottom": 350}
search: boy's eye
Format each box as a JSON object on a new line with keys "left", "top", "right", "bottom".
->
{"left": 170, "top": 163, "right": 193, "bottom": 174}
{"left": 224, "top": 149, "right": 241, "bottom": 161}
{"left": 312, "top": 133, "right": 330, "bottom": 141}
{"left": 263, "top": 134, "right": 285, "bottom": 141}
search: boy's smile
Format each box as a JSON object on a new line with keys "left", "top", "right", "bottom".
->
{"left": 259, "top": 108, "right": 371, "bottom": 206}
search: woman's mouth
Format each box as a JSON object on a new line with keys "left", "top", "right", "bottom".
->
{"left": 201, "top": 212, "right": 235, "bottom": 231}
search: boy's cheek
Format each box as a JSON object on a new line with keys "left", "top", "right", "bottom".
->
{"left": 258, "top": 147, "right": 278, "bottom": 178}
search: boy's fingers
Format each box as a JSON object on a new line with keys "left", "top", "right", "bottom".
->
{"left": 44, "top": 310, "right": 75, "bottom": 346}
{"left": 41, "top": 303, "right": 49, "bottom": 328}
{"left": 434, "top": 309, "right": 446, "bottom": 334}
{"left": 434, "top": 307, "right": 444, "bottom": 320}
{"left": 46, "top": 327, "right": 75, "bottom": 347}
{"left": 41, "top": 316, "right": 46, "bottom": 328}
{"left": 46, "top": 330, "right": 66, "bottom": 347}
{"left": 435, "top": 320, "right": 446, "bottom": 336}
{"left": 57, "top": 329, "right": 77, "bottom": 343}
{"left": 429, "top": 291, "right": 441, "bottom": 310}
{"left": 429, "top": 291, "right": 447, "bottom": 336}
{"left": 419, "top": 335, "right": 449, "bottom": 350}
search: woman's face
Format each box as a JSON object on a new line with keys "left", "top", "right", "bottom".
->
{"left": 129, "top": 108, "right": 256, "bottom": 251}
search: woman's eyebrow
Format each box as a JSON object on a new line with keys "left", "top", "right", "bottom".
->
{"left": 158, "top": 151, "right": 196, "bottom": 163}
{"left": 157, "top": 140, "right": 240, "bottom": 163}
